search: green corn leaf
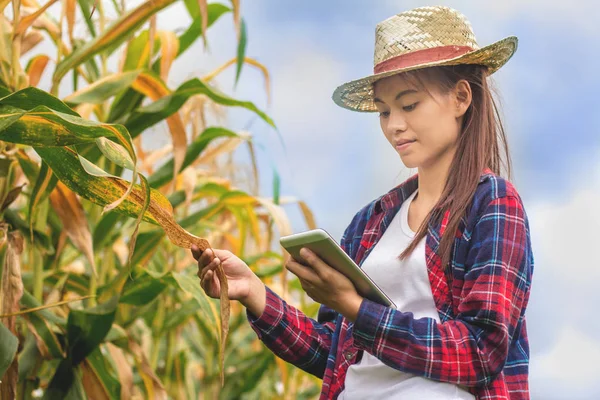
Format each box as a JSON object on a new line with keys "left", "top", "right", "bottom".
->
{"left": 181, "top": 1, "right": 230, "bottom": 56}
{"left": 125, "top": 78, "right": 275, "bottom": 139}
{"left": 0, "top": 87, "right": 137, "bottom": 171}
{"left": 120, "top": 267, "right": 167, "bottom": 305}
{"left": 0, "top": 322, "right": 18, "bottom": 378}
{"left": 234, "top": 19, "right": 247, "bottom": 86}
{"left": 67, "top": 296, "right": 119, "bottom": 366}
{"left": 160, "top": 299, "right": 202, "bottom": 333}
{"left": 167, "top": 272, "right": 218, "bottom": 330}
{"left": 77, "top": 0, "right": 97, "bottom": 37}
{"left": 129, "top": 229, "right": 164, "bottom": 267}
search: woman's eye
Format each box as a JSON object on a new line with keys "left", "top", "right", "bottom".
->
{"left": 378, "top": 111, "right": 390, "bottom": 118}
{"left": 403, "top": 102, "right": 418, "bottom": 112}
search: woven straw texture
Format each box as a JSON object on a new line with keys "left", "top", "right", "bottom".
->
{"left": 332, "top": 6, "right": 517, "bottom": 112}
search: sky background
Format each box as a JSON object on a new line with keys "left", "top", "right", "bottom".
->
{"left": 41, "top": 1, "right": 600, "bottom": 398}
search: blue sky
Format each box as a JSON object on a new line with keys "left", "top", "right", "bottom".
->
{"left": 113, "top": 1, "right": 600, "bottom": 398}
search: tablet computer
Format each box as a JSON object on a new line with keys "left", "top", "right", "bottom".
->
{"left": 280, "top": 228, "right": 397, "bottom": 309}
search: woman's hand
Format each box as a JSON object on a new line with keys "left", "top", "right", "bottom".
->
{"left": 191, "top": 245, "right": 266, "bottom": 317}
{"left": 285, "top": 247, "right": 364, "bottom": 322}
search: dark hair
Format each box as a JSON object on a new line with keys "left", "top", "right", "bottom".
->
{"left": 396, "top": 64, "right": 512, "bottom": 269}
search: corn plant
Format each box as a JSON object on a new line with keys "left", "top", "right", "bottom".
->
{"left": 0, "top": 1, "right": 321, "bottom": 398}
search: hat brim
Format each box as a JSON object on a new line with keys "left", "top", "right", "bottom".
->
{"left": 331, "top": 36, "right": 518, "bottom": 112}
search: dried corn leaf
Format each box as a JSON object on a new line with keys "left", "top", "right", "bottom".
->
{"left": 0, "top": 230, "right": 24, "bottom": 400}
{"left": 49, "top": 181, "right": 96, "bottom": 275}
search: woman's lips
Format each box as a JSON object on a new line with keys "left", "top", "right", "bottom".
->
{"left": 395, "top": 140, "right": 415, "bottom": 151}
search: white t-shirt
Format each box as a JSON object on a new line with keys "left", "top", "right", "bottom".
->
{"left": 339, "top": 190, "right": 475, "bottom": 400}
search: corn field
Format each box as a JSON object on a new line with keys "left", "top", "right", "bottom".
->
{"left": 0, "top": 0, "right": 321, "bottom": 398}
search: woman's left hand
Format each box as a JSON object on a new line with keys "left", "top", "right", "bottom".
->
{"left": 285, "top": 247, "right": 364, "bottom": 322}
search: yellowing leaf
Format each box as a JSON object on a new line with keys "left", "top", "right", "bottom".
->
{"left": 21, "top": 0, "right": 39, "bottom": 7}
{"left": 231, "top": 0, "right": 241, "bottom": 40}
{"left": 15, "top": 0, "right": 60, "bottom": 36}
{"left": 49, "top": 181, "right": 96, "bottom": 275}
{"left": 28, "top": 7, "right": 60, "bottom": 41}
{"left": 64, "top": 70, "right": 142, "bottom": 105}
{"left": 148, "top": 16, "right": 156, "bottom": 69}
{"left": 158, "top": 30, "right": 179, "bottom": 80}
{"left": 81, "top": 360, "right": 111, "bottom": 400}
{"left": 180, "top": 166, "right": 196, "bottom": 210}
{"left": 25, "top": 54, "right": 49, "bottom": 86}
{"left": 280, "top": 196, "right": 317, "bottom": 230}
{"left": 0, "top": 230, "right": 24, "bottom": 330}
{"left": 21, "top": 29, "right": 44, "bottom": 55}
{"left": 131, "top": 71, "right": 169, "bottom": 98}
{"left": 106, "top": 343, "right": 133, "bottom": 399}
{"left": 202, "top": 57, "right": 271, "bottom": 104}
{"left": 66, "top": 0, "right": 76, "bottom": 42}
{"left": 36, "top": 147, "right": 211, "bottom": 252}
{"left": 245, "top": 204, "right": 262, "bottom": 251}
{"left": 256, "top": 196, "right": 293, "bottom": 237}
{"left": 0, "top": 87, "right": 139, "bottom": 213}
{"left": 132, "top": 72, "right": 186, "bottom": 191}
{"left": 129, "top": 340, "right": 167, "bottom": 400}
{"left": 215, "top": 263, "right": 229, "bottom": 387}
{"left": 198, "top": 0, "right": 208, "bottom": 47}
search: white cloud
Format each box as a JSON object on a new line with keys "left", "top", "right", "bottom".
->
{"left": 531, "top": 325, "right": 600, "bottom": 396}
{"left": 527, "top": 185, "right": 600, "bottom": 285}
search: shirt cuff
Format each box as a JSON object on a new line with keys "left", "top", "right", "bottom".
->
{"left": 246, "top": 285, "right": 285, "bottom": 338}
{"left": 351, "top": 297, "right": 393, "bottom": 353}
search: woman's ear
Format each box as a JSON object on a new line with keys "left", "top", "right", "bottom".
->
{"left": 453, "top": 79, "right": 472, "bottom": 118}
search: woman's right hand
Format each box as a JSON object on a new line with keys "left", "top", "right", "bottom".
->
{"left": 191, "top": 245, "right": 266, "bottom": 317}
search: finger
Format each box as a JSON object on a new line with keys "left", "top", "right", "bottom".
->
{"left": 200, "top": 257, "right": 220, "bottom": 281}
{"left": 299, "top": 248, "right": 331, "bottom": 279}
{"left": 198, "top": 249, "right": 217, "bottom": 269}
{"left": 201, "top": 270, "right": 213, "bottom": 293}
{"left": 286, "top": 258, "right": 319, "bottom": 283}
{"left": 191, "top": 244, "right": 202, "bottom": 260}
{"left": 299, "top": 278, "right": 313, "bottom": 290}
{"left": 203, "top": 270, "right": 217, "bottom": 295}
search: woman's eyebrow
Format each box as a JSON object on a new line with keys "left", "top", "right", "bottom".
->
{"left": 373, "top": 89, "right": 418, "bottom": 103}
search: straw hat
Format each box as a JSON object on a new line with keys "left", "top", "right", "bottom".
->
{"left": 332, "top": 6, "right": 518, "bottom": 112}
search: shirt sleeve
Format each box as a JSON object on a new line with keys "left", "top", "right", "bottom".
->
{"left": 246, "top": 285, "right": 337, "bottom": 378}
{"left": 351, "top": 195, "right": 533, "bottom": 387}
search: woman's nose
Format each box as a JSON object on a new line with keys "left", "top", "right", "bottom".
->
{"left": 387, "top": 111, "right": 407, "bottom": 133}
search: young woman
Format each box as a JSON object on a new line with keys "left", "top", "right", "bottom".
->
{"left": 192, "top": 6, "right": 534, "bottom": 400}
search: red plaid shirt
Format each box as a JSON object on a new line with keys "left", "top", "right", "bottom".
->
{"left": 247, "top": 170, "right": 534, "bottom": 399}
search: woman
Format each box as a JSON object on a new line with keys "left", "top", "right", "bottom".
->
{"left": 192, "top": 6, "right": 534, "bottom": 399}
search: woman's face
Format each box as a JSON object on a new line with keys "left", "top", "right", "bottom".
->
{"left": 373, "top": 73, "right": 469, "bottom": 170}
